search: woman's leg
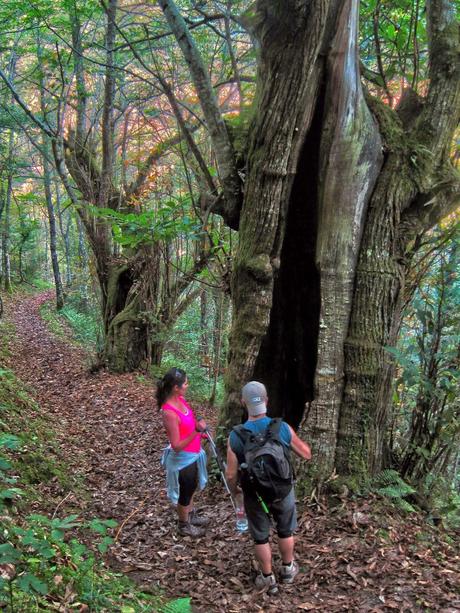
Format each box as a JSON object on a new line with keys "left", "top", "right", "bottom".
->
{"left": 177, "top": 462, "right": 205, "bottom": 535}
{"left": 177, "top": 462, "right": 198, "bottom": 522}
{"left": 177, "top": 502, "right": 191, "bottom": 522}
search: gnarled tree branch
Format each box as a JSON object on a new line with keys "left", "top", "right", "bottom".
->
{"left": 158, "top": 0, "right": 242, "bottom": 229}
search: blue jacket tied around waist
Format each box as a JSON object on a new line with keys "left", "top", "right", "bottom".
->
{"left": 161, "top": 446, "right": 208, "bottom": 504}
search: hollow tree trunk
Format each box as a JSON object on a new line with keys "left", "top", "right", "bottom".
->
{"left": 298, "top": 0, "right": 382, "bottom": 478}
{"left": 221, "top": 0, "right": 459, "bottom": 484}
{"left": 222, "top": 0, "right": 341, "bottom": 431}
{"left": 222, "top": 0, "right": 382, "bottom": 447}
{"left": 101, "top": 243, "right": 198, "bottom": 372}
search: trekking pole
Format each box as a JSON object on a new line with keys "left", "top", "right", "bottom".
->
{"left": 196, "top": 418, "right": 237, "bottom": 512}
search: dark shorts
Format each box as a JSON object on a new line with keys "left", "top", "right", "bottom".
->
{"left": 178, "top": 461, "right": 198, "bottom": 506}
{"left": 244, "top": 488, "right": 297, "bottom": 544}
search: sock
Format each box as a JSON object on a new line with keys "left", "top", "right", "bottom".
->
{"left": 283, "top": 561, "right": 293, "bottom": 568}
{"left": 262, "top": 572, "right": 272, "bottom": 578}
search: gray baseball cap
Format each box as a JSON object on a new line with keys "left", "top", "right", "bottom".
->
{"left": 242, "top": 381, "right": 267, "bottom": 416}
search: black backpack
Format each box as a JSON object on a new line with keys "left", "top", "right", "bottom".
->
{"left": 233, "top": 418, "right": 293, "bottom": 504}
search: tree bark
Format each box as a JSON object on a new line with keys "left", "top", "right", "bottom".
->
{"left": 1, "top": 129, "right": 14, "bottom": 292}
{"left": 55, "top": 184, "right": 73, "bottom": 287}
{"left": 299, "top": 0, "right": 383, "bottom": 479}
{"left": 37, "top": 31, "right": 65, "bottom": 310}
{"left": 42, "top": 148, "right": 65, "bottom": 310}
{"left": 218, "top": 0, "right": 459, "bottom": 485}
{"left": 336, "top": 0, "right": 460, "bottom": 476}
{"left": 221, "top": 0, "right": 339, "bottom": 431}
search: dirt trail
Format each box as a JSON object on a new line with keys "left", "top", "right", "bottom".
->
{"left": 5, "top": 292, "right": 460, "bottom": 612}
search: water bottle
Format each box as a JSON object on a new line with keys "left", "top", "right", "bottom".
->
{"left": 235, "top": 493, "right": 248, "bottom": 532}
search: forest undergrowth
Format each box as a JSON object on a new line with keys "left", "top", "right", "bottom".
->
{"left": 0, "top": 291, "right": 459, "bottom": 612}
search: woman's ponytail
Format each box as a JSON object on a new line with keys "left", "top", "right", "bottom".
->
{"left": 156, "top": 367, "right": 186, "bottom": 409}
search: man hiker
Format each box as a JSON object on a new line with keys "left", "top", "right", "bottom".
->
{"left": 225, "top": 381, "right": 311, "bottom": 595}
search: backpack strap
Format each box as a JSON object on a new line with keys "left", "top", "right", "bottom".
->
{"left": 267, "top": 417, "right": 282, "bottom": 437}
{"left": 233, "top": 419, "right": 281, "bottom": 444}
{"left": 267, "top": 418, "right": 293, "bottom": 469}
{"left": 231, "top": 424, "right": 251, "bottom": 447}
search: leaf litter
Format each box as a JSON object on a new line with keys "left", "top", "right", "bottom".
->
{"left": 5, "top": 292, "right": 460, "bottom": 612}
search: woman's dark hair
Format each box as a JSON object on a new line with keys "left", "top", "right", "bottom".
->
{"left": 156, "top": 367, "right": 187, "bottom": 408}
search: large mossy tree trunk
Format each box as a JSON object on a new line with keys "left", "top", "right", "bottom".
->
{"left": 95, "top": 240, "right": 207, "bottom": 372}
{"left": 221, "top": 0, "right": 382, "bottom": 437}
{"left": 220, "top": 0, "right": 459, "bottom": 483}
{"left": 222, "top": 0, "right": 341, "bottom": 430}
{"left": 102, "top": 255, "right": 154, "bottom": 372}
{"left": 335, "top": 0, "right": 460, "bottom": 477}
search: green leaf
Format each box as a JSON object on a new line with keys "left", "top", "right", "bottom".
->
{"left": 51, "top": 529, "right": 64, "bottom": 542}
{"left": 97, "top": 536, "right": 113, "bottom": 554}
{"left": 87, "top": 518, "right": 117, "bottom": 534}
{"left": 0, "top": 543, "right": 21, "bottom": 564}
{"left": 0, "top": 458, "right": 12, "bottom": 470}
{"left": 0, "top": 434, "right": 22, "bottom": 450}
{"left": 51, "top": 514, "right": 80, "bottom": 530}
{"left": 0, "top": 488, "right": 22, "bottom": 500}
{"left": 160, "top": 597, "right": 192, "bottom": 613}
{"left": 17, "top": 573, "right": 48, "bottom": 595}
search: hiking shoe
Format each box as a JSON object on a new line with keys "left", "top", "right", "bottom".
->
{"left": 189, "top": 509, "right": 210, "bottom": 527}
{"left": 177, "top": 521, "right": 206, "bottom": 537}
{"left": 254, "top": 573, "right": 279, "bottom": 595}
{"left": 279, "top": 560, "right": 299, "bottom": 584}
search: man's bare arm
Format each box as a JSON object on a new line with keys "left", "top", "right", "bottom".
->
{"left": 288, "top": 425, "right": 312, "bottom": 460}
{"left": 225, "top": 440, "right": 240, "bottom": 496}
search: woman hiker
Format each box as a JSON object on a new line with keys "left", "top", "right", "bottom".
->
{"left": 157, "top": 367, "right": 210, "bottom": 537}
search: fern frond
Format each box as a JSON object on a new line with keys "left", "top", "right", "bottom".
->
{"left": 160, "top": 597, "right": 192, "bottom": 613}
{"left": 395, "top": 498, "right": 417, "bottom": 513}
{"left": 377, "top": 483, "right": 415, "bottom": 498}
{"left": 374, "top": 469, "right": 402, "bottom": 487}
{"left": 372, "top": 470, "right": 417, "bottom": 513}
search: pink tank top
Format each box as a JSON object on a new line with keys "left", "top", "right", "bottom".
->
{"left": 162, "top": 397, "right": 201, "bottom": 453}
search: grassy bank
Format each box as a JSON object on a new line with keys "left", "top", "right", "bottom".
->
{"left": 0, "top": 307, "right": 189, "bottom": 612}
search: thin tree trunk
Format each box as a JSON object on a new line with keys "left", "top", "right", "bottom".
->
{"left": 209, "top": 289, "right": 225, "bottom": 405}
{"left": 42, "top": 152, "right": 65, "bottom": 309}
{"left": 2, "top": 178, "right": 12, "bottom": 292}
{"left": 37, "top": 32, "right": 65, "bottom": 310}
{"left": 2, "top": 130, "right": 14, "bottom": 292}
{"left": 55, "top": 184, "right": 72, "bottom": 287}
{"left": 76, "top": 216, "right": 88, "bottom": 270}
{"left": 200, "top": 288, "right": 209, "bottom": 365}
{"left": 0, "top": 182, "right": 4, "bottom": 284}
